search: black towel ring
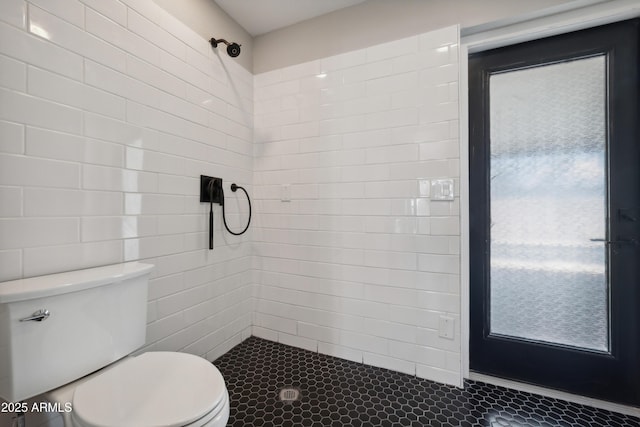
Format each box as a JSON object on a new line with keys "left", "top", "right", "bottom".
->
{"left": 220, "top": 183, "right": 251, "bottom": 236}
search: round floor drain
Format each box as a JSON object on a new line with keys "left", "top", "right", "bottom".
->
{"left": 278, "top": 387, "right": 301, "bottom": 402}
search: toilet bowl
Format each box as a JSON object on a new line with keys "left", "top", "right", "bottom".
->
{"left": 46, "top": 352, "right": 230, "bottom": 427}
{"left": 0, "top": 262, "right": 230, "bottom": 427}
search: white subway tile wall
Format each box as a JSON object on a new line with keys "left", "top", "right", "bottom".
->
{"left": 253, "top": 25, "right": 461, "bottom": 386}
{"left": 0, "top": 0, "right": 462, "bottom": 402}
{"left": 0, "top": 0, "right": 253, "bottom": 369}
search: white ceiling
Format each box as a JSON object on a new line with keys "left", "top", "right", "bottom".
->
{"left": 214, "top": 0, "right": 368, "bottom": 36}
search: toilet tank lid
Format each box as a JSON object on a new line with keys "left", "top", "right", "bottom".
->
{"left": 0, "top": 262, "right": 154, "bottom": 303}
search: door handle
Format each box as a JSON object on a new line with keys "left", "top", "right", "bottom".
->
{"left": 590, "top": 238, "right": 639, "bottom": 246}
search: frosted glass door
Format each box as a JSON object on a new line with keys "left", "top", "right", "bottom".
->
{"left": 470, "top": 19, "right": 640, "bottom": 405}
{"left": 488, "top": 56, "right": 608, "bottom": 351}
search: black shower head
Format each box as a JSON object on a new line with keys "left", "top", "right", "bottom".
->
{"left": 226, "top": 42, "right": 241, "bottom": 58}
{"left": 210, "top": 38, "right": 241, "bottom": 58}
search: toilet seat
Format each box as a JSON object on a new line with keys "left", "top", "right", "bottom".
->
{"left": 71, "top": 352, "right": 228, "bottom": 427}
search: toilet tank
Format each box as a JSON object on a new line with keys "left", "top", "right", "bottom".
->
{"left": 0, "top": 262, "right": 153, "bottom": 402}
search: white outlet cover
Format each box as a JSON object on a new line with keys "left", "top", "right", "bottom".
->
{"left": 438, "top": 316, "right": 455, "bottom": 340}
{"left": 431, "top": 179, "right": 454, "bottom": 201}
{"left": 281, "top": 184, "right": 291, "bottom": 202}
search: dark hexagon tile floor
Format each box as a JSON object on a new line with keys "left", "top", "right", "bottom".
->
{"left": 214, "top": 337, "right": 640, "bottom": 426}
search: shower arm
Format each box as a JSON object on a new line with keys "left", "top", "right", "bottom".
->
{"left": 210, "top": 38, "right": 232, "bottom": 47}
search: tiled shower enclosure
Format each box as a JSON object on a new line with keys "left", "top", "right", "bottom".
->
{"left": 252, "top": 24, "right": 462, "bottom": 386}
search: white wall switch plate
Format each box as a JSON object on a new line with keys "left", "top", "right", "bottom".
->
{"left": 431, "top": 179, "right": 454, "bottom": 201}
{"left": 418, "top": 179, "right": 430, "bottom": 197}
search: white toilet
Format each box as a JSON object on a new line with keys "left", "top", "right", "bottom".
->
{"left": 0, "top": 262, "right": 230, "bottom": 427}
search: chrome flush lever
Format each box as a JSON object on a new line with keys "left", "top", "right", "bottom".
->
{"left": 19, "top": 309, "right": 50, "bottom": 322}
